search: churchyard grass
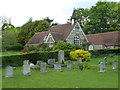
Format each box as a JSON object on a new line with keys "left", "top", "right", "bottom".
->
{"left": 2, "top": 55, "right": 118, "bottom": 88}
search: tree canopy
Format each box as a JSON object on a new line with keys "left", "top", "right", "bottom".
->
{"left": 70, "top": 1, "right": 119, "bottom": 34}
{"left": 17, "top": 19, "right": 50, "bottom": 45}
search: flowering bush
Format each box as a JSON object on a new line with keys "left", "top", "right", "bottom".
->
{"left": 70, "top": 49, "right": 91, "bottom": 61}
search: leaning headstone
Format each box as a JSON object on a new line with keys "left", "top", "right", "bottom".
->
{"left": 58, "top": 50, "right": 64, "bottom": 63}
{"left": 99, "top": 62, "right": 106, "bottom": 72}
{"left": 112, "top": 61, "right": 117, "bottom": 69}
{"left": 23, "top": 60, "right": 31, "bottom": 76}
{"left": 67, "top": 60, "right": 72, "bottom": 70}
{"left": 48, "top": 59, "right": 55, "bottom": 65}
{"left": 77, "top": 58, "right": 82, "bottom": 64}
{"left": 54, "top": 62, "right": 61, "bottom": 72}
{"left": 40, "top": 62, "right": 47, "bottom": 73}
{"left": 5, "top": 66, "right": 14, "bottom": 78}
{"left": 36, "top": 61, "right": 43, "bottom": 66}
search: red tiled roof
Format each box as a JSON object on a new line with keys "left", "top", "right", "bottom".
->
{"left": 27, "top": 31, "right": 49, "bottom": 44}
{"left": 49, "top": 23, "right": 76, "bottom": 40}
{"left": 86, "top": 31, "right": 120, "bottom": 46}
{"left": 27, "top": 23, "right": 76, "bottom": 44}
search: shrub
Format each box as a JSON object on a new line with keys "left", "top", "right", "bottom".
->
{"left": 2, "top": 43, "right": 23, "bottom": 51}
{"left": 53, "top": 40, "right": 81, "bottom": 50}
{"left": 70, "top": 49, "right": 91, "bottom": 61}
{"left": 2, "top": 51, "right": 59, "bottom": 67}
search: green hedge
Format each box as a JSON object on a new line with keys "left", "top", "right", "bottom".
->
{"left": 2, "top": 48, "right": 119, "bottom": 67}
{"left": 89, "top": 48, "right": 120, "bottom": 56}
{"left": 2, "top": 51, "right": 58, "bottom": 67}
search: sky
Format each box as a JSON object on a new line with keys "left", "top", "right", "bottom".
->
{"left": 0, "top": 0, "right": 119, "bottom": 27}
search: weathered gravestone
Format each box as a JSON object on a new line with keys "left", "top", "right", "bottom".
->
{"left": 48, "top": 59, "right": 55, "bottom": 65}
{"left": 40, "top": 62, "right": 47, "bottom": 73}
{"left": 112, "top": 61, "right": 117, "bottom": 69}
{"left": 36, "top": 61, "right": 43, "bottom": 66}
{"left": 5, "top": 66, "right": 14, "bottom": 78}
{"left": 54, "top": 62, "right": 61, "bottom": 72}
{"left": 58, "top": 50, "right": 64, "bottom": 63}
{"left": 23, "top": 60, "right": 31, "bottom": 76}
{"left": 77, "top": 58, "right": 82, "bottom": 64}
{"left": 67, "top": 60, "right": 72, "bottom": 70}
{"left": 99, "top": 62, "right": 106, "bottom": 72}
{"left": 47, "top": 59, "right": 55, "bottom": 68}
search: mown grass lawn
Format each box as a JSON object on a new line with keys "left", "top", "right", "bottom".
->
{"left": 2, "top": 55, "right": 118, "bottom": 88}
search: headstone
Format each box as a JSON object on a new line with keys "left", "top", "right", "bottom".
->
{"left": 54, "top": 63, "right": 61, "bottom": 72}
{"left": 48, "top": 59, "right": 55, "bottom": 65}
{"left": 77, "top": 58, "right": 82, "bottom": 64}
{"left": 103, "top": 57, "right": 107, "bottom": 62}
{"left": 36, "top": 61, "right": 43, "bottom": 66}
{"left": 67, "top": 60, "right": 72, "bottom": 70}
{"left": 99, "top": 62, "right": 106, "bottom": 72}
{"left": 23, "top": 60, "right": 31, "bottom": 76}
{"left": 23, "top": 60, "right": 29, "bottom": 65}
{"left": 5, "top": 66, "right": 14, "bottom": 78}
{"left": 40, "top": 62, "right": 47, "bottom": 73}
{"left": 112, "top": 61, "right": 117, "bottom": 69}
{"left": 58, "top": 50, "right": 64, "bottom": 63}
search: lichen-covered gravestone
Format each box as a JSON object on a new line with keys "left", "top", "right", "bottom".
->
{"left": 112, "top": 61, "right": 117, "bottom": 69}
{"left": 99, "top": 62, "right": 106, "bottom": 72}
{"left": 40, "top": 62, "right": 47, "bottom": 73}
{"left": 58, "top": 50, "right": 64, "bottom": 63}
{"left": 48, "top": 59, "right": 55, "bottom": 65}
{"left": 54, "top": 62, "right": 61, "bottom": 72}
{"left": 5, "top": 66, "right": 14, "bottom": 78}
{"left": 23, "top": 60, "right": 31, "bottom": 76}
{"left": 67, "top": 60, "right": 72, "bottom": 70}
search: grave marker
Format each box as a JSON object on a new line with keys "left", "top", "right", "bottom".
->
{"left": 48, "top": 59, "right": 55, "bottom": 65}
{"left": 58, "top": 50, "right": 64, "bottom": 63}
{"left": 23, "top": 60, "right": 31, "bottom": 76}
{"left": 99, "top": 62, "right": 106, "bottom": 72}
{"left": 40, "top": 62, "right": 47, "bottom": 73}
{"left": 54, "top": 63, "right": 61, "bottom": 72}
{"left": 5, "top": 66, "right": 14, "bottom": 78}
{"left": 67, "top": 60, "right": 72, "bottom": 70}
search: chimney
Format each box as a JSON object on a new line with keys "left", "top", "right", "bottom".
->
{"left": 72, "top": 19, "right": 74, "bottom": 25}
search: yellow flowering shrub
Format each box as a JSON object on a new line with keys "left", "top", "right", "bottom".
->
{"left": 70, "top": 49, "right": 91, "bottom": 61}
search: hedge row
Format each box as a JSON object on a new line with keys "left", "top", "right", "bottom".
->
{"left": 2, "top": 48, "right": 120, "bottom": 67}
{"left": 89, "top": 48, "right": 120, "bottom": 56}
{"left": 2, "top": 51, "right": 58, "bottom": 67}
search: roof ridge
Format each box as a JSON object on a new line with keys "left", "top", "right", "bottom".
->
{"left": 86, "top": 31, "right": 120, "bottom": 36}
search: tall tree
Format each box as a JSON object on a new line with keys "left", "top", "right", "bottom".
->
{"left": 43, "top": 17, "right": 53, "bottom": 25}
{"left": 69, "top": 8, "right": 89, "bottom": 28}
{"left": 17, "top": 19, "right": 50, "bottom": 45}
{"left": 0, "top": 16, "right": 14, "bottom": 30}
{"left": 70, "top": 1, "right": 119, "bottom": 34}
{"left": 83, "top": 1, "right": 118, "bottom": 34}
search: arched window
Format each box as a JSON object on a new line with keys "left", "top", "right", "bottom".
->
{"left": 88, "top": 45, "right": 94, "bottom": 50}
{"left": 74, "top": 36, "right": 80, "bottom": 45}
